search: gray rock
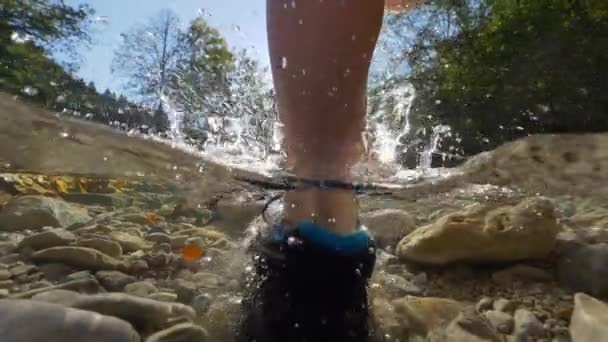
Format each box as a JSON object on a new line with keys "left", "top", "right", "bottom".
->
{"left": 476, "top": 297, "right": 494, "bottom": 312}
{"left": 173, "top": 279, "right": 198, "bottom": 304}
{"left": 152, "top": 243, "right": 172, "bottom": 254}
{"left": 125, "top": 281, "right": 158, "bottom": 297}
{"left": 10, "top": 278, "right": 100, "bottom": 299}
{"left": 0, "top": 299, "right": 140, "bottom": 342}
{"left": 61, "top": 193, "right": 130, "bottom": 207}
{"left": 0, "top": 241, "right": 17, "bottom": 256}
{"left": 191, "top": 272, "right": 225, "bottom": 289}
{"left": 558, "top": 243, "right": 608, "bottom": 297}
{"left": 492, "top": 264, "right": 553, "bottom": 285}
{"left": 0, "top": 196, "right": 91, "bottom": 231}
{"left": 0, "top": 269, "right": 10, "bottom": 281}
{"left": 440, "top": 307, "right": 505, "bottom": 342}
{"left": 146, "top": 233, "right": 172, "bottom": 245}
{"left": 361, "top": 208, "right": 416, "bottom": 249}
{"left": 79, "top": 238, "right": 123, "bottom": 258}
{"left": 10, "top": 264, "right": 36, "bottom": 277}
{"left": 31, "top": 246, "right": 123, "bottom": 270}
{"left": 145, "top": 323, "right": 208, "bottom": 342}
{"left": 569, "top": 293, "right": 608, "bottom": 342}
{"left": 96, "top": 270, "right": 136, "bottom": 291}
{"left": 493, "top": 298, "right": 516, "bottom": 314}
{"left": 31, "top": 289, "right": 82, "bottom": 305}
{"left": 514, "top": 309, "right": 546, "bottom": 341}
{"left": 484, "top": 310, "right": 514, "bottom": 334}
{"left": 18, "top": 229, "right": 76, "bottom": 250}
{"left": 37, "top": 263, "right": 74, "bottom": 281}
{"left": 147, "top": 292, "right": 178, "bottom": 303}
{"left": 66, "top": 270, "right": 91, "bottom": 280}
{"left": 109, "top": 231, "right": 153, "bottom": 253}
{"left": 191, "top": 293, "right": 212, "bottom": 316}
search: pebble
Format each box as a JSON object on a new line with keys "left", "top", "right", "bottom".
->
{"left": 191, "top": 293, "right": 213, "bottom": 316}
{"left": 484, "top": 309, "right": 514, "bottom": 334}
{"left": 148, "top": 292, "right": 178, "bottom": 302}
{"left": 494, "top": 298, "right": 516, "bottom": 313}
{"left": 124, "top": 281, "right": 158, "bottom": 297}
{"left": 476, "top": 297, "right": 494, "bottom": 312}
{"left": 96, "top": 270, "right": 137, "bottom": 291}
{"left": 0, "top": 269, "right": 10, "bottom": 281}
{"left": 78, "top": 238, "right": 123, "bottom": 258}
{"left": 514, "top": 308, "right": 546, "bottom": 341}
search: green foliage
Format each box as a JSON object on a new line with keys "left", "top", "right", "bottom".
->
{"left": 402, "top": 0, "right": 608, "bottom": 155}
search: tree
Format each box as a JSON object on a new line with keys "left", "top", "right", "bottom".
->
{"left": 112, "top": 9, "right": 182, "bottom": 106}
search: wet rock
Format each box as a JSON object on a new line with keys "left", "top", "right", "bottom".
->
{"left": 484, "top": 310, "right": 514, "bottom": 334}
{"left": 440, "top": 307, "right": 505, "bottom": 342}
{"left": 115, "top": 213, "right": 154, "bottom": 225}
{"left": 202, "top": 295, "right": 242, "bottom": 342}
{"left": 125, "top": 281, "right": 158, "bottom": 297}
{"left": 514, "top": 309, "right": 546, "bottom": 341}
{"left": 67, "top": 270, "right": 91, "bottom": 280}
{"left": 146, "top": 233, "right": 172, "bottom": 245}
{"left": 18, "top": 228, "right": 76, "bottom": 250}
{"left": 0, "top": 269, "right": 9, "bottom": 281}
{"left": 173, "top": 225, "right": 226, "bottom": 242}
{"left": 145, "top": 252, "right": 174, "bottom": 268}
{"left": 0, "top": 241, "right": 17, "bottom": 256}
{"left": 37, "top": 262, "right": 74, "bottom": 281}
{"left": 145, "top": 323, "right": 208, "bottom": 342}
{"left": 152, "top": 243, "right": 172, "bottom": 254}
{"left": 0, "top": 300, "right": 140, "bottom": 342}
{"left": 126, "top": 259, "right": 149, "bottom": 273}
{"left": 96, "top": 270, "right": 137, "bottom": 291}
{"left": 373, "top": 271, "right": 424, "bottom": 298}
{"left": 79, "top": 238, "right": 123, "bottom": 258}
{"left": 0, "top": 195, "right": 91, "bottom": 231}
{"left": 109, "top": 231, "right": 153, "bottom": 253}
{"left": 492, "top": 264, "right": 553, "bottom": 285}
{"left": 557, "top": 243, "right": 608, "bottom": 298}
{"left": 0, "top": 289, "right": 8, "bottom": 298}
{"left": 11, "top": 278, "right": 100, "bottom": 299}
{"left": 191, "top": 293, "right": 212, "bottom": 316}
{"left": 214, "top": 198, "right": 264, "bottom": 231}
{"left": 31, "top": 246, "right": 123, "bottom": 270}
{"left": 191, "top": 272, "right": 225, "bottom": 289}
{"left": 9, "top": 263, "right": 36, "bottom": 278}
{"left": 397, "top": 198, "right": 559, "bottom": 265}
{"left": 392, "top": 296, "right": 467, "bottom": 337}
{"left": 569, "top": 293, "right": 608, "bottom": 342}
{"left": 494, "top": 298, "right": 516, "bottom": 314}
{"left": 173, "top": 279, "right": 198, "bottom": 304}
{"left": 477, "top": 297, "right": 494, "bottom": 312}
{"left": 361, "top": 208, "right": 416, "bottom": 249}
{"left": 61, "top": 193, "right": 130, "bottom": 207}
{"left": 370, "top": 297, "right": 410, "bottom": 342}
{"left": 70, "top": 293, "right": 196, "bottom": 334}
{"left": 148, "top": 292, "right": 178, "bottom": 303}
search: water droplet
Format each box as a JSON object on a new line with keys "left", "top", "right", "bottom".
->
{"left": 351, "top": 34, "right": 357, "bottom": 41}
{"left": 298, "top": 19, "right": 303, "bottom": 25}
{"left": 103, "top": 156, "right": 108, "bottom": 161}
{"left": 368, "top": 247, "right": 375, "bottom": 254}
{"left": 354, "top": 268, "right": 362, "bottom": 277}
{"left": 291, "top": 0, "right": 297, "bottom": 8}
{"left": 290, "top": 203, "right": 296, "bottom": 208}
{"left": 281, "top": 57, "right": 288, "bottom": 69}
{"left": 294, "top": 322, "right": 300, "bottom": 328}
{"left": 23, "top": 86, "right": 38, "bottom": 96}
{"left": 59, "top": 132, "right": 69, "bottom": 138}
{"left": 232, "top": 24, "right": 241, "bottom": 32}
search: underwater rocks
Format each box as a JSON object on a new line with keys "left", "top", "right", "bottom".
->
{"left": 397, "top": 197, "right": 560, "bottom": 265}
{"left": 31, "top": 246, "right": 124, "bottom": 271}
{"left": 17, "top": 228, "right": 76, "bottom": 251}
{"left": 0, "top": 195, "right": 91, "bottom": 231}
{"left": 557, "top": 243, "right": 608, "bottom": 298}
{"left": 361, "top": 208, "right": 416, "bottom": 250}
{"left": 569, "top": 293, "right": 608, "bottom": 342}
{"left": 0, "top": 299, "right": 140, "bottom": 342}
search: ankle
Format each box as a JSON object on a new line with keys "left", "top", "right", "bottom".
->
{"left": 284, "top": 189, "right": 359, "bottom": 235}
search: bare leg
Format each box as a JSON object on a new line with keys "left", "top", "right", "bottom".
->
{"left": 267, "top": 0, "right": 384, "bottom": 234}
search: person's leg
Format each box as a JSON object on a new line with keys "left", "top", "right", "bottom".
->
{"left": 267, "top": 0, "right": 384, "bottom": 234}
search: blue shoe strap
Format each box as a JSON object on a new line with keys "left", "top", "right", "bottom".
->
{"left": 296, "top": 221, "right": 370, "bottom": 256}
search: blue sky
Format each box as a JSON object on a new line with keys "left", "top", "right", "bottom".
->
{"left": 65, "top": 0, "right": 269, "bottom": 93}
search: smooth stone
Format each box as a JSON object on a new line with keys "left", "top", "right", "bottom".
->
{"left": 0, "top": 269, "right": 10, "bottom": 281}
{"left": 476, "top": 297, "right": 494, "bottom": 312}
{"left": 125, "top": 281, "right": 158, "bottom": 297}
{"left": 0, "top": 280, "right": 14, "bottom": 289}
{"left": 494, "top": 298, "right": 516, "bottom": 314}
{"left": 79, "top": 238, "right": 123, "bottom": 258}
{"left": 145, "top": 323, "right": 208, "bottom": 342}
{"left": 398, "top": 197, "right": 559, "bottom": 265}
{"left": 61, "top": 193, "right": 130, "bottom": 207}
{"left": 191, "top": 272, "right": 225, "bottom": 289}
{"left": 392, "top": 296, "right": 467, "bottom": 338}
{"left": 514, "top": 309, "right": 546, "bottom": 341}
{"left": 191, "top": 293, "right": 212, "bottom": 316}
{"left": 361, "top": 208, "right": 417, "bottom": 249}
{"left": 439, "top": 307, "right": 505, "bottom": 342}
{"left": 484, "top": 310, "right": 515, "bottom": 334}
{"left": 0, "top": 300, "right": 140, "bottom": 342}
{"left": 173, "top": 225, "right": 226, "bottom": 241}
{"left": 31, "top": 246, "right": 123, "bottom": 270}
{"left": 146, "top": 233, "right": 172, "bottom": 245}
{"left": 31, "top": 289, "right": 82, "bottom": 305}
{"left": 18, "top": 229, "right": 76, "bottom": 250}
{"left": 492, "top": 264, "right": 553, "bottom": 285}
{"left": 569, "top": 293, "right": 608, "bottom": 342}
{"left": 66, "top": 270, "right": 91, "bottom": 280}
{"left": 148, "top": 292, "right": 178, "bottom": 303}
{"left": 10, "top": 278, "right": 100, "bottom": 299}
{"left": 0, "top": 241, "right": 17, "bottom": 256}
{"left": 109, "top": 231, "right": 153, "bottom": 253}
{"left": 115, "top": 213, "right": 154, "bottom": 225}
{"left": 173, "top": 279, "right": 198, "bottom": 304}
{"left": 0, "top": 196, "right": 91, "bottom": 231}
{"left": 96, "top": 270, "right": 136, "bottom": 291}
{"left": 0, "top": 289, "right": 8, "bottom": 298}
{"left": 557, "top": 243, "right": 608, "bottom": 298}
{"left": 37, "top": 263, "right": 74, "bottom": 281}
{"left": 9, "top": 264, "right": 36, "bottom": 277}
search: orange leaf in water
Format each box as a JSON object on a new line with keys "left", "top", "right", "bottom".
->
{"left": 182, "top": 244, "right": 204, "bottom": 262}
{"left": 145, "top": 212, "right": 161, "bottom": 225}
